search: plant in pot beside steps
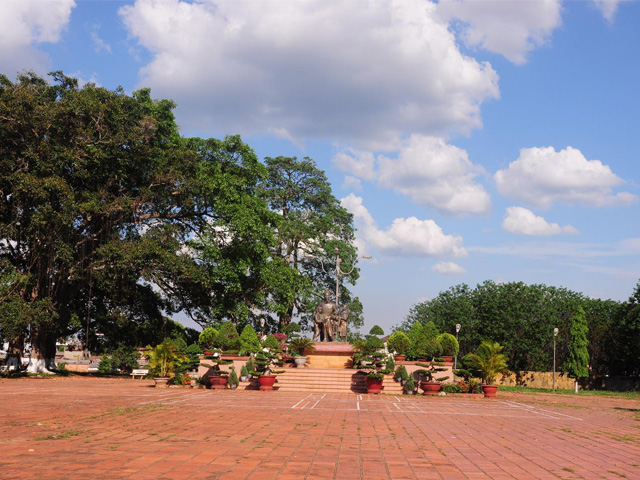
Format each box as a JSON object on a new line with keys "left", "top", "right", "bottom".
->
{"left": 394, "top": 364, "right": 409, "bottom": 384}
{"left": 415, "top": 359, "right": 448, "bottom": 395}
{"left": 228, "top": 366, "right": 240, "bottom": 390}
{"left": 145, "top": 341, "right": 189, "bottom": 388}
{"left": 251, "top": 335, "right": 285, "bottom": 391}
{"left": 462, "top": 340, "right": 509, "bottom": 398}
{"left": 240, "top": 364, "right": 249, "bottom": 382}
{"left": 201, "top": 353, "right": 233, "bottom": 389}
{"left": 387, "top": 331, "right": 411, "bottom": 362}
{"left": 288, "top": 337, "right": 316, "bottom": 368}
{"left": 436, "top": 333, "right": 459, "bottom": 363}
{"left": 356, "top": 326, "right": 391, "bottom": 394}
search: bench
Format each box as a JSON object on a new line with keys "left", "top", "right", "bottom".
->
{"left": 130, "top": 369, "right": 149, "bottom": 379}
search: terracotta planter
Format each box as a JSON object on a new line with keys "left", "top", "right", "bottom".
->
{"left": 441, "top": 356, "right": 454, "bottom": 363}
{"left": 365, "top": 377, "right": 384, "bottom": 394}
{"left": 153, "top": 376, "right": 170, "bottom": 388}
{"left": 209, "top": 375, "right": 229, "bottom": 389}
{"left": 258, "top": 374, "right": 277, "bottom": 391}
{"left": 482, "top": 384, "right": 498, "bottom": 398}
{"left": 420, "top": 381, "right": 441, "bottom": 396}
{"left": 394, "top": 355, "right": 406, "bottom": 362}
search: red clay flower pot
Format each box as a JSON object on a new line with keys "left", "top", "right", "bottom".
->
{"left": 258, "top": 374, "right": 277, "bottom": 391}
{"left": 209, "top": 375, "right": 228, "bottom": 390}
{"left": 420, "top": 381, "right": 441, "bottom": 396}
{"left": 366, "top": 377, "right": 384, "bottom": 394}
{"left": 482, "top": 384, "right": 498, "bottom": 398}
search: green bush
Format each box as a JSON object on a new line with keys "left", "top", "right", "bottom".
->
{"left": 228, "top": 366, "right": 239, "bottom": 387}
{"left": 394, "top": 364, "right": 409, "bottom": 382}
{"left": 185, "top": 344, "right": 202, "bottom": 370}
{"left": 216, "top": 322, "right": 241, "bottom": 352}
{"left": 239, "top": 324, "right": 261, "bottom": 354}
{"left": 262, "top": 334, "right": 280, "bottom": 351}
{"left": 404, "top": 376, "right": 416, "bottom": 394}
{"left": 98, "top": 355, "right": 112, "bottom": 374}
{"left": 240, "top": 364, "right": 249, "bottom": 377}
{"left": 442, "top": 383, "right": 462, "bottom": 393}
{"left": 437, "top": 333, "right": 459, "bottom": 357}
{"left": 386, "top": 355, "right": 395, "bottom": 372}
{"left": 369, "top": 325, "right": 384, "bottom": 336}
{"left": 387, "top": 331, "right": 411, "bottom": 356}
{"left": 282, "top": 322, "right": 301, "bottom": 336}
{"left": 199, "top": 328, "right": 218, "bottom": 351}
{"left": 110, "top": 344, "right": 141, "bottom": 373}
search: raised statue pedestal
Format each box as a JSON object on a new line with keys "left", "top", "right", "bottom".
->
{"left": 305, "top": 342, "right": 354, "bottom": 369}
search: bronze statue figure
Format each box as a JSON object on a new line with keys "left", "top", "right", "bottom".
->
{"left": 313, "top": 290, "right": 339, "bottom": 342}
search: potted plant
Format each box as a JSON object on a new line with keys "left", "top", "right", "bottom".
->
{"left": 357, "top": 328, "right": 390, "bottom": 394}
{"left": 201, "top": 352, "right": 233, "bottom": 389}
{"left": 288, "top": 337, "right": 316, "bottom": 368}
{"left": 462, "top": 340, "right": 509, "bottom": 398}
{"left": 404, "top": 376, "right": 416, "bottom": 395}
{"left": 240, "top": 364, "right": 249, "bottom": 382}
{"left": 415, "top": 359, "right": 448, "bottom": 395}
{"left": 145, "top": 341, "right": 189, "bottom": 388}
{"left": 387, "top": 331, "right": 411, "bottom": 361}
{"left": 437, "top": 333, "right": 459, "bottom": 363}
{"left": 394, "top": 364, "right": 409, "bottom": 383}
{"left": 228, "top": 366, "right": 240, "bottom": 390}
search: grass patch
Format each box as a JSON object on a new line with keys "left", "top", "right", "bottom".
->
{"left": 499, "top": 386, "right": 640, "bottom": 399}
{"left": 35, "top": 429, "right": 85, "bottom": 441}
{"left": 562, "top": 467, "right": 574, "bottom": 473}
{"left": 608, "top": 470, "right": 627, "bottom": 478}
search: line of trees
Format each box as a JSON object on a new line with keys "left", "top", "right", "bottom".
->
{"left": 401, "top": 280, "right": 640, "bottom": 378}
{"left": 0, "top": 72, "right": 362, "bottom": 372}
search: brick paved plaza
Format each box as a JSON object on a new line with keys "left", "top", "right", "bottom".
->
{"left": 1, "top": 377, "right": 638, "bottom": 479}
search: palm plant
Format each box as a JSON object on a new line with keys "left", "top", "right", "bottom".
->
{"left": 145, "top": 341, "right": 188, "bottom": 378}
{"left": 463, "top": 340, "right": 509, "bottom": 384}
{"left": 288, "top": 337, "right": 316, "bottom": 356}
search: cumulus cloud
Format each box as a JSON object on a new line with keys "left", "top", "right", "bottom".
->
{"left": 0, "top": 0, "right": 75, "bottom": 76}
{"left": 436, "top": 0, "right": 562, "bottom": 65}
{"left": 432, "top": 261, "right": 466, "bottom": 274}
{"left": 495, "top": 146, "right": 636, "bottom": 208}
{"left": 334, "top": 135, "right": 491, "bottom": 215}
{"left": 593, "top": 0, "right": 631, "bottom": 23}
{"left": 119, "top": 0, "right": 498, "bottom": 147}
{"left": 502, "top": 206, "right": 579, "bottom": 236}
{"left": 341, "top": 194, "right": 467, "bottom": 258}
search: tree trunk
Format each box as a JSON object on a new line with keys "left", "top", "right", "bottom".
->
{"left": 6, "top": 335, "right": 25, "bottom": 370}
{"left": 26, "top": 326, "right": 57, "bottom": 373}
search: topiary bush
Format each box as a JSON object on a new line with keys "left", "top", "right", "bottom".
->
{"left": 387, "top": 331, "right": 411, "bottom": 356}
{"left": 369, "top": 325, "right": 384, "bottom": 336}
{"left": 239, "top": 324, "right": 261, "bottom": 355}
{"left": 437, "top": 333, "right": 459, "bottom": 357}
{"left": 262, "top": 334, "right": 280, "bottom": 351}
{"left": 199, "top": 327, "right": 218, "bottom": 351}
{"left": 110, "top": 344, "right": 141, "bottom": 373}
{"left": 216, "top": 322, "right": 241, "bottom": 352}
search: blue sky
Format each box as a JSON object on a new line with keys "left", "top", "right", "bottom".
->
{"left": 2, "top": 0, "right": 639, "bottom": 335}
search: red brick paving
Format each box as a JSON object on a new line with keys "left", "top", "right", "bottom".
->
{"left": 0, "top": 377, "right": 639, "bottom": 479}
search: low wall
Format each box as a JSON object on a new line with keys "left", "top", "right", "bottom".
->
{"left": 496, "top": 371, "right": 575, "bottom": 390}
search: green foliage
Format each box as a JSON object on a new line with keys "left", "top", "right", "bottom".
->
{"left": 366, "top": 372, "right": 384, "bottom": 381}
{"left": 240, "top": 364, "right": 249, "bottom": 377}
{"left": 386, "top": 355, "right": 395, "bottom": 372}
{"left": 404, "top": 376, "right": 416, "bottom": 394}
{"left": 442, "top": 383, "right": 463, "bottom": 394}
{"left": 412, "top": 335, "right": 442, "bottom": 360}
{"left": 245, "top": 356, "right": 256, "bottom": 375}
{"left": 437, "top": 333, "right": 459, "bottom": 357}
{"left": 564, "top": 307, "right": 590, "bottom": 379}
{"left": 406, "top": 322, "right": 424, "bottom": 360}
{"left": 228, "top": 366, "right": 239, "bottom": 387}
{"left": 251, "top": 350, "right": 284, "bottom": 376}
{"left": 387, "top": 331, "right": 411, "bottom": 356}
{"left": 216, "top": 322, "right": 241, "bottom": 352}
{"left": 363, "top": 336, "right": 384, "bottom": 353}
{"left": 415, "top": 359, "right": 448, "bottom": 383}
{"left": 98, "top": 355, "right": 113, "bottom": 374}
{"left": 288, "top": 337, "right": 316, "bottom": 356}
{"left": 463, "top": 340, "right": 509, "bottom": 384}
{"left": 369, "top": 325, "right": 384, "bottom": 336}
{"left": 262, "top": 334, "right": 280, "bottom": 351}
{"left": 110, "top": 344, "right": 141, "bottom": 373}
{"left": 394, "top": 364, "right": 409, "bottom": 382}
{"left": 145, "top": 340, "right": 189, "bottom": 377}
{"left": 185, "top": 344, "right": 202, "bottom": 370}
{"left": 199, "top": 328, "right": 218, "bottom": 351}
{"left": 282, "top": 322, "right": 301, "bottom": 336}
{"left": 239, "top": 324, "right": 261, "bottom": 354}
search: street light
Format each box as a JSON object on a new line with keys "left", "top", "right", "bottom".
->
{"left": 305, "top": 248, "right": 372, "bottom": 311}
{"left": 553, "top": 327, "right": 559, "bottom": 391}
{"left": 455, "top": 324, "right": 461, "bottom": 370}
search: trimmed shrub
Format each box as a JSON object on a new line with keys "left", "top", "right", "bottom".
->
{"left": 216, "top": 322, "right": 241, "bottom": 352}
{"left": 239, "top": 324, "right": 261, "bottom": 354}
{"left": 387, "top": 331, "right": 411, "bottom": 356}
{"left": 199, "top": 328, "right": 218, "bottom": 351}
{"left": 262, "top": 334, "right": 280, "bottom": 351}
{"left": 437, "top": 333, "right": 459, "bottom": 357}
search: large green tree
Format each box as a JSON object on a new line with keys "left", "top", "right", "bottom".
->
{"left": 258, "top": 156, "right": 362, "bottom": 332}
{"left": 564, "top": 306, "right": 590, "bottom": 393}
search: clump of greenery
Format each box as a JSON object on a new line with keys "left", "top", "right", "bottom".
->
{"left": 145, "top": 340, "right": 189, "bottom": 378}
{"left": 216, "top": 322, "right": 241, "bottom": 352}
{"left": 463, "top": 340, "right": 509, "bottom": 384}
{"left": 369, "top": 325, "right": 384, "bottom": 336}
{"left": 564, "top": 306, "right": 590, "bottom": 393}
{"left": 437, "top": 333, "right": 459, "bottom": 357}
{"left": 184, "top": 344, "right": 202, "bottom": 371}
{"left": 386, "top": 355, "right": 395, "bottom": 372}
{"left": 98, "top": 355, "right": 113, "bottom": 374}
{"left": 245, "top": 356, "right": 256, "bottom": 376}
{"left": 199, "top": 328, "right": 218, "bottom": 351}
{"left": 404, "top": 376, "right": 416, "bottom": 394}
{"left": 239, "top": 324, "right": 261, "bottom": 355}
{"left": 110, "top": 344, "right": 141, "bottom": 373}
{"left": 240, "top": 364, "right": 249, "bottom": 379}
{"left": 394, "top": 364, "right": 409, "bottom": 382}
{"left": 282, "top": 322, "right": 301, "bottom": 337}
{"left": 387, "top": 331, "right": 411, "bottom": 356}
{"left": 262, "top": 334, "right": 280, "bottom": 351}
{"left": 228, "top": 366, "right": 239, "bottom": 388}
{"left": 415, "top": 359, "right": 448, "bottom": 383}
{"left": 288, "top": 337, "right": 316, "bottom": 356}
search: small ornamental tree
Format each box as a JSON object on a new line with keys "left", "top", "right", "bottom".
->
{"left": 199, "top": 328, "right": 218, "bottom": 351}
{"left": 239, "top": 324, "right": 261, "bottom": 355}
{"left": 387, "top": 331, "right": 411, "bottom": 356}
{"left": 216, "top": 322, "right": 241, "bottom": 352}
{"left": 463, "top": 340, "right": 509, "bottom": 385}
{"left": 262, "top": 334, "right": 281, "bottom": 351}
{"left": 437, "top": 333, "right": 459, "bottom": 357}
{"left": 564, "top": 306, "right": 590, "bottom": 393}
{"left": 110, "top": 344, "right": 141, "bottom": 373}
{"left": 406, "top": 322, "right": 424, "bottom": 360}
{"left": 145, "top": 340, "right": 189, "bottom": 378}
{"left": 369, "top": 325, "right": 384, "bottom": 336}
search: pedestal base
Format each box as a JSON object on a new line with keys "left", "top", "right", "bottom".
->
{"left": 306, "top": 342, "right": 354, "bottom": 369}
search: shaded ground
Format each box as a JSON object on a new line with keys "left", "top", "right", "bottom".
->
{"left": 1, "top": 377, "right": 639, "bottom": 479}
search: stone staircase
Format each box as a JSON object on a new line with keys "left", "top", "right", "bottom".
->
{"left": 245, "top": 368, "right": 404, "bottom": 395}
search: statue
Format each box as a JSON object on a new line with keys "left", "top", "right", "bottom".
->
{"left": 337, "top": 305, "right": 349, "bottom": 343}
{"left": 313, "top": 290, "right": 339, "bottom": 342}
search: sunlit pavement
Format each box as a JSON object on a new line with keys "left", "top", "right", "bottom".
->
{"left": 1, "top": 377, "right": 638, "bottom": 479}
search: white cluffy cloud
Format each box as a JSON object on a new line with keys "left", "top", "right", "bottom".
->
{"left": 436, "top": 0, "right": 562, "bottom": 65}
{"left": 495, "top": 146, "right": 636, "bottom": 208}
{"left": 341, "top": 194, "right": 467, "bottom": 258}
{"left": 120, "top": 0, "right": 499, "bottom": 148}
{"left": 0, "top": 0, "right": 75, "bottom": 76}
{"left": 593, "top": 0, "right": 631, "bottom": 23}
{"left": 334, "top": 135, "right": 491, "bottom": 215}
{"left": 502, "top": 206, "right": 579, "bottom": 236}
{"left": 432, "top": 261, "right": 466, "bottom": 274}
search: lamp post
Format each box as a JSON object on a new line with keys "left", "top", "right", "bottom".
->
{"left": 553, "top": 327, "right": 559, "bottom": 391}
{"left": 306, "top": 248, "right": 372, "bottom": 311}
{"left": 455, "top": 323, "right": 461, "bottom": 370}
